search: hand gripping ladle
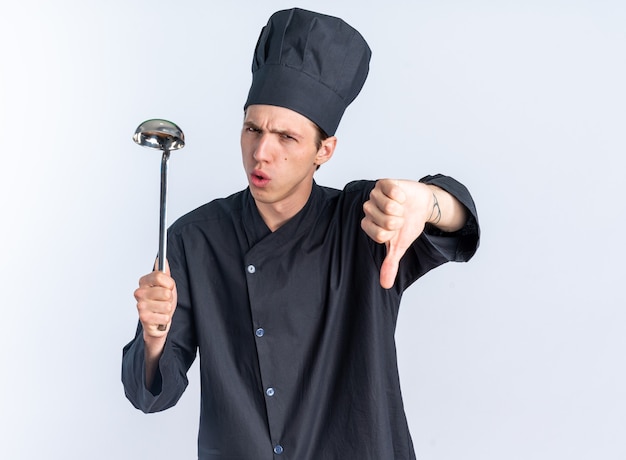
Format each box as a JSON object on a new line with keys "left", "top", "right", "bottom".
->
{"left": 133, "top": 119, "right": 185, "bottom": 331}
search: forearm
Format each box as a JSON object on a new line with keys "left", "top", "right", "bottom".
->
{"left": 427, "top": 184, "right": 468, "bottom": 233}
{"left": 144, "top": 334, "right": 167, "bottom": 390}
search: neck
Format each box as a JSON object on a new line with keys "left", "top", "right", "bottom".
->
{"left": 255, "top": 186, "right": 314, "bottom": 232}
{"left": 255, "top": 200, "right": 302, "bottom": 232}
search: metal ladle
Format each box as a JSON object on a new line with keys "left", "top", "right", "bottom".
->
{"left": 133, "top": 119, "right": 185, "bottom": 331}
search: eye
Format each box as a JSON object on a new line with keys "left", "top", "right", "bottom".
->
{"left": 280, "top": 133, "right": 295, "bottom": 141}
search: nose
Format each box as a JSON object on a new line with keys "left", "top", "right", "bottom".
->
{"left": 252, "top": 133, "right": 272, "bottom": 163}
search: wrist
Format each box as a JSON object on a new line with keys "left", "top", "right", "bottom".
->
{"left": 143, "top": 333, "right": 166, "bottom": 360}
{"left": 426, "top": 186, "right": 442, "bottom": 225}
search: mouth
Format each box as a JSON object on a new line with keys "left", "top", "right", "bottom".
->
{"left": 250, "top": 170, "right": 270, "bottom": 188}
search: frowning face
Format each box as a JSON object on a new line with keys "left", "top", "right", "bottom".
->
{"left": 241, "top": 104, "right": 335, "bottom": 225}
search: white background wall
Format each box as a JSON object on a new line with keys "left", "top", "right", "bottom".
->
{"left": 1, "top": 0, "right": 624, "bottom": 458}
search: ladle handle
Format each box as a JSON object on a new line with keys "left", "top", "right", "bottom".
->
{"left": 157, "top": 150, "right": 170, "bottom": 332}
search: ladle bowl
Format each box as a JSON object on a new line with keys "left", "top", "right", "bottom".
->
{"left": 133, "top": 119, "right": 185, "bottom": 151}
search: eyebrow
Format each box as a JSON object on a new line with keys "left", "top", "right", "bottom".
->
{"left": 273, "top": 128, "right": 300, "bottom": 139}
{"left": 243, "top": 121, "right": 260, "bottom": 130}
{"left": 243, "top": 121, "right": 302, "bottom": 140}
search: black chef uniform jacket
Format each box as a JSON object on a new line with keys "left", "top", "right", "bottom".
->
{"left": 122, "top": 175, "right": 480, "bottom": 460}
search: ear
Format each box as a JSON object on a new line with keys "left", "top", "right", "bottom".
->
{"left": 314, "top": 136, "right": 337, "bottom": 167}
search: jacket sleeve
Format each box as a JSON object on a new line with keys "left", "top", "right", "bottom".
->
{"left": 389, "top": 173, "right": 480, "bottom": 292}
{"left": 419, "top": 173, "right": 480, "bottom": 262}
{"left": 121, "top": 231, "right": 198, "bottom": 413}
{"left": 121, "top": 322, "right": 195, "bottom": 413}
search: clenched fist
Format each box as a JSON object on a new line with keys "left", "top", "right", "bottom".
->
{"left": 134, "top": 260, "right": 178, "bottom": 342}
